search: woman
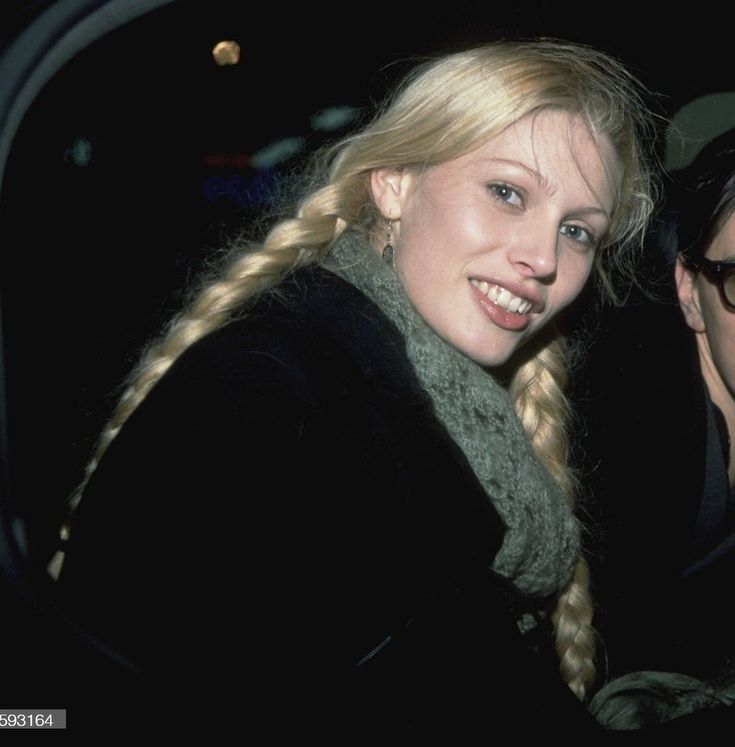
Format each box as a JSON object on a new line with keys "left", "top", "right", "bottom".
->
{"left": 55, "top": 40, "right": 655, "bottom": 735}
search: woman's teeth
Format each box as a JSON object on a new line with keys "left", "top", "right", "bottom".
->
{"left": 470, "top": 279, "right": 532, "bottom": 314}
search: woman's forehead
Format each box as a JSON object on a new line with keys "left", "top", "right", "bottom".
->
{"left": 441, "top": 111, "right": 620, "bottom": 211}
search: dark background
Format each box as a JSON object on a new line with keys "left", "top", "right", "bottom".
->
{"left": 0, "top": 0, "right": 733, "bottom": 718}
{"left": 0, "top": 0, "right": 732, "bottom": 577}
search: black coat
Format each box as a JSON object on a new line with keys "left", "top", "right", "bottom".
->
{"left": 575, "top": 296, "right": 735, "bottom": 683}
{"left": 57, "top": 265, "right": 599, "bottom": 736}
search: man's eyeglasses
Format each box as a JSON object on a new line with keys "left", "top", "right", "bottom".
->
{"left": 685, "top": 256, "right": 735, "bottom": 311}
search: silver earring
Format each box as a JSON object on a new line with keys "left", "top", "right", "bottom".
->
{"left": 382, "top": 220, "right": 394, "bottom": 265}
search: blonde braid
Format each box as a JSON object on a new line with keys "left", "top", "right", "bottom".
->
{"left": 509, "top": 334, "right": 596, "bottom": 700}
{"left": 550, "top": 556, "right": 596, "bottom": 700}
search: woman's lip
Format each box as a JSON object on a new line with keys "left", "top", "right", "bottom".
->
{"left": 470, "top": 282, "right": 531, "bottom": 332}
{"left": 469, "top": 275, "right": 544, "bottom": 313}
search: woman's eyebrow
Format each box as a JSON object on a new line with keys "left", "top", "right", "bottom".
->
{"left": 567, "top": 205, "right": 611, "bottom": 221}
{"left": 481, "top": 158, "right": 549, "bottom": 188}
{"left": 481, "top": 158, "right": 611, "bottom": 220}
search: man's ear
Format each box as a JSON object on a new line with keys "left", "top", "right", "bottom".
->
{"left": 369, "top": 168, "right": 414, "bottom": 220}
{"left": 675, "top": 256, "right": 706, "bottom": 333}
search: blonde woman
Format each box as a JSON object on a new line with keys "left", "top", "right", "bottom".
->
{"left": 56, "top": 40, "right": 655, "bottom": 735}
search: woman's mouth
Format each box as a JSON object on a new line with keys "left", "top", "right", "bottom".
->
{"left": 469, "top": 279, "right": 533, "bottom": 315}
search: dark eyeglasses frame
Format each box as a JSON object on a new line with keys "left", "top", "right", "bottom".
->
{"left": 684, "top": 255, "right": 735, "bottom": 311}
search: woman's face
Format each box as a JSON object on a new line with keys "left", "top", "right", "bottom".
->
{"left": 676, "top": 212, "right": 735, "bottom": 409}
{"left": 370, "top": 109, "right": 620, "bottom": 367}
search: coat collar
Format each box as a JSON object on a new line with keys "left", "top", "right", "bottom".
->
{"left": 269, "top": 263, "right": 434, "bottom": 408}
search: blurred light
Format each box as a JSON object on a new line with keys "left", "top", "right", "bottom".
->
{"left": 212, "top": 40, "right": 241, "bottom": 66}
{"left": 250, "top": 137, "right": 306, "bottom": 169}
{"left": 203, "top": 153, "right": 250, "bottom": 169}
{"left": 202, "top": 171, "right": 279, "bottom": 209}
{"left": 310, "top": 106, "right": 359, "bottom": 132}
{"left": 64, "top": 137, "right": 93, "bottom": 167}
{"left": 666, "top": 92, "right": 735, "bottom": 171}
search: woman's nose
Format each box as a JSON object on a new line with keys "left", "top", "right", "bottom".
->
{"left": 508, "top": 224, "right": 559, "bottom": 279}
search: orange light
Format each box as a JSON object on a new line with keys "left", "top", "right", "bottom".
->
{"left": 212, "top": 40, "right": 241, "bottom": 66}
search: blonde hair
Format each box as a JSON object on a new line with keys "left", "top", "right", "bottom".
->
{"left": 64, "top": 40, "right": 657, "bottom": 700}
{"left": 510, "top": 332, "right": 596, "bottom": 699}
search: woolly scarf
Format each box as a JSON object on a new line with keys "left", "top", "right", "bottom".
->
{"left": 324, "top": 230, "right": 580, "bottom": 599}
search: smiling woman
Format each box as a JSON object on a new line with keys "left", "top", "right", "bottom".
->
{"left": 54, "top": 40, "right": 656, "bottom": 735}
{"left": 371, "top": 109, "right": 620, "bottom": 367}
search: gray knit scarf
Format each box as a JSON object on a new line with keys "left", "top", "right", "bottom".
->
{"left": 324, "top": 230, "right": 579, "bottom": 598}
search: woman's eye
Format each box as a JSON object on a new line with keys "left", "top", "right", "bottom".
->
{"left": 488, "top": 183, "right": 523, "bottom": 208}
{"left": 560, "top": 223, "right": 596, "bottom": 247}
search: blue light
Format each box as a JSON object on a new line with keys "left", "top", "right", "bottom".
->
{"left": 64, "top": 137, "right": 93, "bottom": 167}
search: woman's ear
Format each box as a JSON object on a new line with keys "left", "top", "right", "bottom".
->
{"left": 369, "top": 168, "right": 414, "bottom": 220}
{"left": 675, "top": 256, "right": 706, "bottom": 333}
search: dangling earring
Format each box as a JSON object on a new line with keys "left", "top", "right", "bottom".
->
{"left": 382, "top": 220, "right": 394, "bottom": 265}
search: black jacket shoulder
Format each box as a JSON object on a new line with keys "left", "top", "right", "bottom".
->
{"left": 57, "top": 265, "right": 596, "bottom": 736}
